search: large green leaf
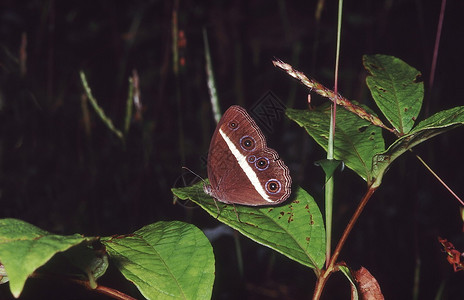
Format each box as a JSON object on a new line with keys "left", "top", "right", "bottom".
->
{"left": 286, "top": 104, "right": 385, "bottom": 184}
{"left": 364, "top": 54, "right": 423, "bottom": 135}
{"left": 372, "top": 106, "right": 464, "bottom": 187}
{"left": 172, "top": 182, "right": 326, "bottom": 271}
{"left": 101, "top": 221, "right": 215, "bottom": 300}
{"left": 0, "top": 218, "right": 94, "bottom": 298}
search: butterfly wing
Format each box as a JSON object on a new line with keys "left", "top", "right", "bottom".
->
{"left": 206, "top": 106, "right": 291, "bottom": 206}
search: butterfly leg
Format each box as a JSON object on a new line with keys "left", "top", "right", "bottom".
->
{"left": 232, "top": 204, "right": 241, "bottom": 222}
{"left": 212, "top": 199, "right": 241, "bottom": 222}
{"left": 212, "top": 198, "right": 221, "bottom": 218}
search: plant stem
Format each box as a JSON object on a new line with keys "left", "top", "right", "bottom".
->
{"left": 324, "top": 174, "right": 334, "bottom": 267}
{"left": 325, "top": 105, "right": 335, "bottom": 267}
{"left": 203, "top": 28, "right": 221, "bottom": 124}
{"left": 325, "top": 0, "right": 343, "bottom": 268}
{"left": 31, "top": 272, "right": 137, "bottom": 300}
{"left": 332, "top": 186, "right": 377, "bottom": 265}
{"left": 414, "top": 153, "right": 464, "bottom": 206}
{"left": 79, "top": 71, "right": 124, "bottom": 143}
{"left": 313, "top": 186, "right": 377, "bottom": 299}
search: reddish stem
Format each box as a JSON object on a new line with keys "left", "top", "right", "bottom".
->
{"left": 313, "top": 186, "right": 377, "bottom": 299}
{"left": 30, "top": 272, "right": 137, "bottom": 300}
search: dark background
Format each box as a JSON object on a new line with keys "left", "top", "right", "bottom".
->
{"left": 1, "top": 0, "right": 464, "bottom": 299}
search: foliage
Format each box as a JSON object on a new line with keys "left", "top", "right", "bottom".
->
{"left": 173, "top": 183, "right": 326, "bottom": 270}
{"left": 2, "top": 49, "right": 463, "bottom": 299}
{"left": 1, "top": 1, "right": 463, "bottom": 298}
{"left": 0, "top": 219, "right": 214, "bottom": 299}
{"left": 174, "top": 54, "right": 464, "bottom": 298}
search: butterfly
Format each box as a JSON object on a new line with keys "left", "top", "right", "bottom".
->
{"left": 203, "top": 105, "right": 292, "bottom": 207}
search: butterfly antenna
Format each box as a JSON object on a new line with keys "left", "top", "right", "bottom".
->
{"left": 173, "top": 167, "right": 206, "bottom": 207}
{"left": 182, "top": 166, "right": 222, "bottom": 216}
{"left": 181, "top": 166, "right": 207, "bottom": 185}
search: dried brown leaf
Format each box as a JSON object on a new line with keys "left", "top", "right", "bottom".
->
{"left": 353, "top": 267, "right": 384, "bottom": 300}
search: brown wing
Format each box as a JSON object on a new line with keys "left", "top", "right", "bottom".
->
{"left": 206, "top": 106, "right": 291, "bottom": 206}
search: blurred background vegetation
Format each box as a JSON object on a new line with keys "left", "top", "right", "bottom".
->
{"left": 1, "top": 0, "right": 464, "bottom": 299}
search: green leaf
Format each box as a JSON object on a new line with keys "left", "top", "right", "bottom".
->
{"left": 364, "top": 54, "right": 424, "bottom": 135}
{"left": 286, "top": 105, "right": 385, "bottom": 184}
{"left": 372, "top": 106, "right": 464, "bottom": 187}
{"left": 339, "top": 265, "right": 359, "bottom": 300}
{"left": 411, "top": 105, "right": 464, "bottom": 132}
{"left": 101, "top": 221, "right": 214, "bottom": 300}
{"left": 172, "top": 182, "right": 326, "bottom": 270}
{"left": 0, "top": 218, "right": 94, "bottom": 298}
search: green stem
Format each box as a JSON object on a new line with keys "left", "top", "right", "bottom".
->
{"left": 124, "top": 77, "right": 134, "bottom": 136}
{"left": 325, "top": 106, "right": 335, "bottom": 267}
{"left": 313, "top": 186, "right": 377, "bottom": 299}
{"left": 324, "top": 0, "right": 343, "bottom": 268}
{"left": 79, "top": 71, "right": 124, "bottom": 144}
{"left": 203, "top": 28, "right": 221, "bottom": 124}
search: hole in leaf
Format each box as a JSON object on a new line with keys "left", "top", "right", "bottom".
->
{"left": 358, "top": 125, "right": 369, "bottom": 133}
